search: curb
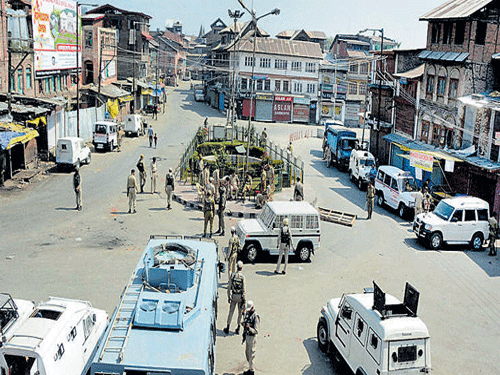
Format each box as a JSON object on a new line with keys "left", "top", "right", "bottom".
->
{"left": 172, "top": 193, "right": 257, "bottom": 219}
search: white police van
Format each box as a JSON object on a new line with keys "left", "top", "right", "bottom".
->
{"left": 236, "top": 201, "right": 321, "bottom": 263}
{"left": 348, "top": 149, "right": 376, "bottom": 190}
{"left": 317, "top": 282, "right": 431, "bottom": 375}
{"left": 375, "top": 166, "right": 417, "bottom": 218}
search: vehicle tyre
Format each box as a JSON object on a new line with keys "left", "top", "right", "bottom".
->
{"left": 244, "top": 244, "right": 258, "bottom": 264}
{"left": 317, "top": 318, "right": 330, "bottom": 353}
{"left": 470, "top": 232, "right": 484, "bottom": 251}
{"left": 296, "top": 243, "right": 312, "bottom": 262}
{"left": 398, "top": 204, "right": 406, "bottom": 219}
{"left": 429, "top": 232, "right": 443, "bottom": 250}
{"left": 326, "top": 150, "right": 332, "bottom": 168}
{"left": 75, "top": 159, "right": 80, "bottom": 170}
{"left": 349, "top": 170, "right": 354, "bottom": 182}
{"left": 85, "top": 153, "right": 91, "bottom": 164}
{"left": 377, "top": 193, "right": 384, "bottom": 207}
{"left": 357, "top": 178, "right": 364, "bottom": 190}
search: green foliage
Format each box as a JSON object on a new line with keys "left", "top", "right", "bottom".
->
{"left": 196, "top": 141, "right": 265, "bottom": 159}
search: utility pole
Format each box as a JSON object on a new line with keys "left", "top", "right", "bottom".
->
{"left": 132, "top": 24, "right": 136, "bottom": 113}
{"left": 155, "top": 47, "right": 159, "bottom": 109}
{"left": 227, "top": 9, "right": 244, "bottom": 141}
{"left": 376, "top": 29, "right": 384, "bottom": 156}
{"left": 7, "top": 31, "right": 12, "bottom": 115}
{"left": 98, "top": 33, "right": 103, "bottom": 101}
{"left": 76, "top": 3, "right": 80, "bottom": 137}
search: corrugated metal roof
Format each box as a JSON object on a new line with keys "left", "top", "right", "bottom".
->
{"left": 418, "top": 50, "right": 432, "bottom": 59}
{"left": 418, "top": 50, "right": 469, "bottom": 62}
{"left": 232, "top": 38, "right": 322, "bottom": 59}
{"left": 347, "top": 50, "right": 369, "bottom": 58}
{"left": 420, "top": 0, "right": 493, "bottom": 20}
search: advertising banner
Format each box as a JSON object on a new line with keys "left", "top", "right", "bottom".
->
{"left": 32, "top": 0, "right": 80, "bottom": 78}
{"left": 410, "top": 151, "right": 434, "bottom": 172}
{"left": 273, "top": 96, "right": 292, "bottom": 122}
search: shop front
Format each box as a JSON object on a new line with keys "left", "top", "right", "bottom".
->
{"left": 273, "top": 96, "right": 293, "bottom": 123}
{"left": 292, "top": 97, "right": 310, "bottom": 123}
{"left": 242, "top": 98, "right": 256, "bottom": 119}
{"left": 255, "top": 94, "right": 274, "bottom": 122}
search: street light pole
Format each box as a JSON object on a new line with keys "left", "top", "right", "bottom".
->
{"left": 237, "top": 0, "right": 279, "bottom": 175}
{"left": 227, "top": 9, "right": 244, "bottom": 140}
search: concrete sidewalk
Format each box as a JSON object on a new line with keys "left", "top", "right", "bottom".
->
{"left": 172, "top": 178, "right": 317, "bottom": 218}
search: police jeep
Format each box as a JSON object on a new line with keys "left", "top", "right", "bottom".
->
{"left": 235, "top": 201, "right": 321, "bottom": 263}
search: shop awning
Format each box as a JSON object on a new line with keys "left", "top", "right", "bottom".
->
{"left": 384, "top": 132, "right": 462, "bottom": 161}
{"left": 26, "top": 116, "right": 47, "bottom": 127}
{"left": 0, "top": 123, "right": 39, "bottom": 151}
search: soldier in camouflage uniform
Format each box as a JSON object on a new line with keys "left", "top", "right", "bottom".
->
{"left": 223, "top": 260, "right": 246, "bottom": 335}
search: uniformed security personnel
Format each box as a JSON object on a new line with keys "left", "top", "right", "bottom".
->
{"left": 127, "top": 169, "right": 139, "bottom": 213}
{"left": 201, "top": 163, "right": 210, "bottom": 187}
{"left": 224, "top": 260, "right": 246, "bottom": 335}
{"left": 205, "top": 177, "right": 215, "bottom": 199}
{"left": 275, "top": 218, "right": 293, "bottom": 275}
{"left": 215, "top": 181, "right": 227, "bottom": 235}
{"left": 259, "top": 127, "right": 267, "bottom": 148}
{"left": 366, "top": 181, "right": 375, "bottom": 219}
{"left": 242, "top": 300, "right": 260, "bottom": 375}
{"left": 230, "top": 171, "right": 240, "bottom": 200}
{"left": 226, "top": 227, "right": 241, "bottom": 278}
{"left": 266, "top": 163, "right": 275, "bottom": 200}
{"left": 150, "top": 157, "right": 158, "bottom": 194}
{"left": 489, "top": 211, "right": 498, "bottom": 256}
{"left": 212, "top": 167, "right": 220, "bottom": 201}
{"left": 73, "top": 167, "right": 82, "bottom": 211}
{"left": 241, "top": 173, "right": 252, "bottom": 202}
{"left": 165, "top": 168, "right": 175, "bottom": 209}
{"left": 136, "top": 155, "right": 146, "bottom": 193}
{"left": 293, "top": 176, "right": 304, "bottom": 201}
{"left": 260, "top": 166, "right": 267, "bottom": 193}
{"left": 203, "top": 190, "right": 215, "bottom": 238}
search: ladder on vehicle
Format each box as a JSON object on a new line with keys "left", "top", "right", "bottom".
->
{"left": 318, "top": 206, "right": 357, "bottom": 227}
{"left": 99, "top": 273, "right": 143, "bottom": 363}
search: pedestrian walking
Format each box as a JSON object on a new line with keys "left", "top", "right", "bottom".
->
{"left": 266, "top": 163, "right": 275, "bottom": 200}
{"left": 127, "top": 169, "right": 139, "bottom": 213}
{"left": 215, "top": 181, "right": 227, "bottom": 235}
{"left": 413, "top": 189, "right": 423, "bottom": 216}
{"left": 152, "top": 105, "right": 158, "bottom": 120}
{"left": 242, "top": 300, "right": 260, "bottom": 375}
{"left": 148, "top": 125, "right": 154, "bottom": 147}
{"left": 73, "top": 168, "right": 82, "bottom": 211}
{"left": 226, "top": 227, "right": 241, "bottom": 277}
{"left": 274, "top": 218, "right": 293, "bottom": 275}
{"left": 117, "top": 125, "right": 124, "bottom": 152}
{"left": 165, "top": 168, "right": 175, "bottom": 210}
{"left": 259, "top": 127, "right": 267, "bottom": 148}
{"left": 488, "top": 212, "right": 498, "bottom": 256}
{"left": 287, "top": 141, "right": 293, "bottom": 154}
{"left": 366, "top": 181, "right": 375, "bottom": 219}
{"left": 423, "top": 191, "right": 432, "bottom": 212}
{"left": 153, "top": 133, "right": 158, "bottom": 149}
{"left": 223, "top": 260, "right": 246, "bottom": 335}
{"left": 203, "top": 191, "right": 215, "bottom": 238}
{"left": 150, "top": 157, "right": 158, "bottom": 194}
{"left": 136, "top": 155, "right": 146, "bottom": 193}
{"left": 293, "top": 177, "right": 304, "bottom": 201}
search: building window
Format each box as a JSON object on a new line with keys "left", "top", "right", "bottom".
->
{"left": 348, "top": 82, "right": 357, "bottom": 95}
{"left": 359, "top": 83, "right": 366, "bottom": 95}
{"left": 244, "top": 56, "right": 254, "bottom": 67}
{"left": 264, "top": 79, "right": 271, "bottom": 91}
{"left": 431, "top": 23, "right": 441, "bottom": 44}
{"left": 291, "top": 61, "right": 302, "bottom": 71}
{"left": 17, "top": 68, "right": 23, "bottom": 94}
{"left": 45, "top": 78, "right": 50, "bottom": 93}
{"left": 306, "top": 83, "right": 316, "bottom": 93}
{"left": 421, "top": 120, "right": 430, "bottom": 142}
{"left": 256, "top": 79, "right": 263, "bottom": 91}
{"left": 443, "top": 22, "right": 453, "bottom": 44}
{"left": 57, "top": 75, "right": 61, "bottom": 91}
{"left": 241, "top": 78, "right": 248, "bottom": 90}
{"left": 349, "top": 63, "right": 358, "bottom": 74}
{"left": 84, "top": 30, "right": 93, "bottom": 48}
{"left": 437, "top": 77, "right": 446, "bottom": 96}
{"left": 426, "top": 75, "right": 434, "bottom": 96}
{"left": 432, "top": 125, "right": 441, "bottom": 145}
{"left": 305, "top": 62, "right": 316, "bottom": 72}
{"left": 360, "top": 63, "right": 369, "bottom": 74}
{"left": 294, "top": 82, "right": 303, "bottom": 93}
{"left": 275, "top": 59, "right": 287, "bottom": 70}
{"left": 476, "top": 21, "right": 487, "bottom": 45}
{"left": 25, "top": 67, "right": 32, "bottom": 89}
{"left": 283, "top": 80, "right": 289, "bottom": 92}
{"left": 260, "top": 57, "right": 271, "bottom": 68}
{"left": 275, "top": 80, "right": 281, "bottom": 92}
{"left": 455, "top": 21, "right": 465, "bottom": 45}
{"left": 449, "top": 78, "right": 458, "bottom": 99}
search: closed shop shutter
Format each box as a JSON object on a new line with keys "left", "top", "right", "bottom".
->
{"left": 255, "top": 100, "right": 273, "bottom": 122}
{"left": 242, "top": 99, "right": 256, "bottom": 118}
{"left": 219, "top": 92, "right": 225, "bottom": 111}
{"left": 273, "top": 96, "right": 293, "bottom": 122}
{"left": 293, "top": 104, "right": 309, "bottom": 123}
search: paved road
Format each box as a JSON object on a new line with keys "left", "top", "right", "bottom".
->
{"left": 1, "top": 83, "right": 499, "bottom": 375}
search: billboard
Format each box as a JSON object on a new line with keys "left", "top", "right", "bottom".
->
{"left": 32, "top": 0, "right": 80, "bottom": 78}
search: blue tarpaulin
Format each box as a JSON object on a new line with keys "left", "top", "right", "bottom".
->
{"left": 0, "top": 132, "right": 25, "bottom": 151}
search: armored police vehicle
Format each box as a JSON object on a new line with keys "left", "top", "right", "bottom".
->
{"left": 324, "top": 126, "right": 358, "bottom": 171}
{"left": 236, "top": 201, "right": 321, "bottom": 263}
{"left": 375, "top": 166, "right": 417, "bottom": 219}
{"left": 348, "top": 149, "right": 376, "bottom": 190}
{"left": 90, "top": 235, "right": 219, "bottom": 375}
{"left": 317, "top": 282, "right": 431, "bottom": 375}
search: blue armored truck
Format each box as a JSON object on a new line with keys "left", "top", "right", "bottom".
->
{"left": 323, "top": 126, "right": 357, "bottom": 171}
{"left": 90, "top": 235, "right": 219, "bottom": 375}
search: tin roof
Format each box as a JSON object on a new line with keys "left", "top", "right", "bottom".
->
{"left": 420, "top": 0, "right": 494, "bottom": 20}
{"left": 418, "top": 50, "right": 469, "bottom": 62}
{"left": 276, "top": 29, "right": 327, "bottom": 40}
{"left": 230, "top": 37, "right": 322, "bottom": 59}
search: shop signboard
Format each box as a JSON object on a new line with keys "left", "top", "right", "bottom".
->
{"left": 273, "top": 96, "right": 293, "bottom": 122}
{"left": 32, "top": 0, "right": 80, "bottom": 78}
{"left": 410, "top": 151, "right": 434, "bottom": 172}
{"left": 293, "top": 97, "right": 310, "bottom": 105}
{"left": 321, "top": 83, "right": 334, "bottom": 92}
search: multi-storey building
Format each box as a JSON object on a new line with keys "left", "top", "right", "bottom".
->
{"left": 276, "top": 29, "right": 327, "bottom": 52}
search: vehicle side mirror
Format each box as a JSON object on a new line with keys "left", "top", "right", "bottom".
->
{"left": 451, "top": 217, "right": 458, "bottom": 222}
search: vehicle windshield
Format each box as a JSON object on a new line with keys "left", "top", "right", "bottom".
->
{"left": 360, "top": 159, "right": 375, "bottom": 167}
{"left": 258, "top": 205, "right": 275, "bottom": 228}
{"left": 401, "top": 177, "right": 417, "bottom": 192}
{"left": 433, "top": 201, "right": 454, "bottom": 221}
{"left": 342, "top": 139, "right": 356, "bottom": 151}
{"left": 95, "top": 124, "right": 107, "bottom": 134}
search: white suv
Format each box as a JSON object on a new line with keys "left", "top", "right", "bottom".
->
{"left": 413, "top": 196, "right": 490, "bottom": 250}
{"left": 375, "top": 166, "right": 417, "bottom": 218}
{"left": 348, "top": 149, "right": 376, "bottom": 190}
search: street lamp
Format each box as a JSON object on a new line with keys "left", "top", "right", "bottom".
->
{"left": 75, "top": 1, "right": 97, "bottom": 137}
{"left": 237, "top": 0, "right": 280, "bottom": 174}
{"left": 359, "top": 28, "right": 384, "bottom": 156}
{"left": 227, "top": 9, "right": 244, "bottom": 138}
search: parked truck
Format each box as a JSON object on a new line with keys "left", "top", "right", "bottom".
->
{"left": 323, "top": 126, "right": 358, "bottom": 171}
{"left": 193, "top": 84, "right": 204, "bottom": 102}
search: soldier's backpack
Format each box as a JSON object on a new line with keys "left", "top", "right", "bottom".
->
{"left": 231, "top": 273, "right": 244, "bottom": 294}
{"left": 280, "top": 227, "right": 291, "bottom": 244}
